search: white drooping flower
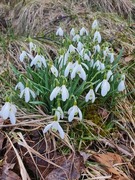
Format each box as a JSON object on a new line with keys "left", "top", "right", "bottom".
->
{"left": 84, "top": 53, "right": 90, "bottom": 61}
{"left": 29, "top": 42, "right": 36, "bottom": 54}
{"left": 93, "top": 31, "right": 102, "bottom": 43}
{"left": 15, "top": 82, "right": 24, "bottom": 92}
{"left": 107, "top": 70, "right": 113, "bottom": 81}
{"left": 71, "top": 61, "right": 87, "bottom": 81}
{"left": 68, "top": 44, "right": 76, "bottom": 53}
{"left": 93, "top": 60, "right": 101, "bottom": 70}
{"left": 0, "top": 102, "right": 17, "bottom": 124}
{"left": 108, "top": 52, "right": 114, "bottom": 63}
{"left": 95, "top": 79, "right": 110, "bottom": 97}
{"left": 30, "top": 54, "right": 47, "bottom": 68}
{"left": 118, "top": 74, "right": 126, "bottom": 91}
{"left": 103, "top": 47, "right": 109, "bottom": 57}
{"left": 77, "top": 41, "right": 84, "bottom": 52}
{"left": 43, "top": 121, "right": 65, "bottom": 139}
{"left": 92, "top": 19, "right": 98, "bottom": 29}
{"left": 56, "top": 27, "right": 64, "bottom": 36}
{"left": 85, "top": 89, "right": 96, "bottom": 103}
{"left": 64, "top": 51, "right": 70, "bottom": 65}
{"left": 80, "top": 27, "right": 88, "bottom": 36}
{"left": 64, "top": 61, "right": 74, "bottom": 77}
{"left": 50, "top": 65, "right": 58, "bottom": 77}
{"left": 70, "top": 28, "right": 76, "bottom": 37}
{"left": 55, "top": 106, "right": 64, "bottom": 120}
{"left": 68, "top": 104, "right": 82, "bottom": 122}
{"left": 58, "top": 55, "right": 64, "bottom": 68}
{"left": 72, "top": 34, "right": 80, "bottom": 42}
{"left": 19, "top": 51, "right": 27, "bottom": 62}
{"left": 50, "top": 86, "right": 61, "bottom": 101}
{"left": 94, "top": 44, "right": 101, "bottom": 53}
{"left": 20, "top": 87, "right": 36, "bottom": 103}
{"left": 61, "top": 85, "right": 69, "bottom": 101}
{"left": 50, "top": 85, "right": 69, "bottom": 101}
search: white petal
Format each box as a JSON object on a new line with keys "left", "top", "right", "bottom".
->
{"left": 72, "top": 34, "right": 80, "bottom": 42}
{"left": 9, "top": 112, "right": 16, "bottom": 124}
{"left": 43, "top": 123, "right": 53, "bottom": 133}
{"left": 1, "top": 102, "right": 10, "bottom": 119}
{"left": 68, "top": 108, "right": 75, "bottom": 122}
{"left": 118, "top": 80, "right": 125, "bottom": 91}
{"left": 101, "top": 80, "right": 110, "bottom": 96}
{"left": 92, "top": 20, "right": 98, "bottom": 29}
{"left": 15, "top": 82, "right": 24, "bottom": 91}
{"left": 85, "top": 91, "right": 90, "bottom": 102}
{"left": 70, "top": 28, "right": 75, "bottom": 37}
{"left": 78, "top": 108, "right": 82, "bottom": 120}
{"left": 25, "top": 88, "right": 30, "bottom": 102}
{"left": 79, "top": 66, "right": 86, "bottom": 81}
{"left": 50, "top": 86, "right": 61, "bottom": 101}
{"left": 51, "top": 65, "right": 58, "bottom": 77}
{"left": 95, "top": 82, "right": 102, "bottom": 92}
{"left": 56, "top": 27, "right": 64, "bottom": 36}
{"left": 19, "top": 51, "right": 27, "bottom": 62}
{"left": 29, "top": 89, "right": 36, "bottom": 99}
{"left": 57, "top": 123, "right": 65, "bottom": 139}
{"left": 61, "top": 85, "right": 69, "bottom": 101}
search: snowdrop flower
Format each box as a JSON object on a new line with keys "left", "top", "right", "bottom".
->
{"left": 79, "top": 48, "right": 85, "bottom": 57}
{"left": 20, "top": 87, "right": 36, "bottom": 103}
{"left": 43, "top": 121, "right": 65, "bottom": 139}
{"left": 58, "top": 55, "right": 64, "bottom": 68}
{"left": 70, "top": 28, "right": 75, "bottom": 37}
{"left": 50, "top": 86, "right": 61, "bottom": 101}
{"left": 64, "top": 51, "right": 69, "bottom": 65}
{"left": 92, "top": 19, "right": 98, "bottom": 29}
{"left": 29, "top": 42, "right": 36, "bottom": 53}
{"left": 15, "top": 82, "right": 24, "bottom": 92}
{"left": 90, "top": 59, "right": 94, "bottom": 67}
{"left": 108, "top": 53, "right": 114, "bottom": 63}
{"left": 61, "top": 85, "right": 69, "bottom": 101}
{"left": 80, "top": 27, "right": 88, "bottom": 36}
{"left": 68, "top": 104, "right": 82, "bottom": 122}
{"left": 103, "top": 47, "right": 109, "bottom": 57}
{"left": 85, "top": 89, "right": 96, "bottom": 103}
{"left": 0, "top": 102, "right": 17, "bottom": 124}
{"left": 118, "top": 74, "right": 126, "bottom": 91}
{"left": 56, "top": 27, "right": 64, "bottom": 37}
{"left": 100, "top": 62, "right": 105, "bottom": 71}
{"left": 64, "top": 61, "right": 74, "bottom": 77}
{"left": 71, "top": 61, "right": 87, "bottom": 81}
{"left": 95, "top": 79, "right": 110, "bottom": 97}
{"left": 84, "top": 53, "right": 90, "bottom": 61}
{"left": 50, "top": 85, "right": 69, "bottom": 101}
{"left": 30, "top": 54, "right": 47, "bottom": 68}
{"left": 93, "top": 60, "right": 101, "bottom": 70}
{"left": 77, "top": 42, "right": 84, "bottom": 52}
{"left": 19, "top": 51, "right": 27, "bottom": 62}
{"left": 50, "top": 65, "right": 58, "bottom": 77}
{"left": 94, "top": 44, "right": 100, "bottom": 53}
{"left": 68, "top": 44, "right": 76, "bottom": 53}
{"left": 72, "top": 34, "right": 80, "bottom": 42}
{"left": 55, "top": 106, "right": 64, "bottom": 119}
{"left": 93, "top": 31, "right": 102, "bottom": 43}
{"left": 107, "top": 70, "right": 113, "bottom": 81}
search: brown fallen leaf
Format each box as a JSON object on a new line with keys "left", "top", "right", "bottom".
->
{"left": 124, "top": 55, "right": 134, "bottom": 62}
{"left": 92, "top": 152, "right": 129, "bottom": 179}
{"left": 45, "top": 153, "right": 84, "bottom": 180}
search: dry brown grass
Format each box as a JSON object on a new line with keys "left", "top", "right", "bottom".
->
{"left": 87, "top": 0, "right": 135, "bottom": 17}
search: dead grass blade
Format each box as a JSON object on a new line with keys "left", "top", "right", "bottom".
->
{"left": 6, "top": 133, "right": 31, "bottom": 180}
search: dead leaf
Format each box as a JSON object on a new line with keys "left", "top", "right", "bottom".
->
{"left": 124, "top": 55, "right": 134, "bottom": 62}
{"left": 92, "top": 152, "right": 129, "bottom": 179}
{"left": 45, "top": 153, "right": 84, "bottom": 180}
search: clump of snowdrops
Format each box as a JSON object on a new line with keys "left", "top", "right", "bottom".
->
{"left": 0, "top": 20, "right": 126, "bottom": 139}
